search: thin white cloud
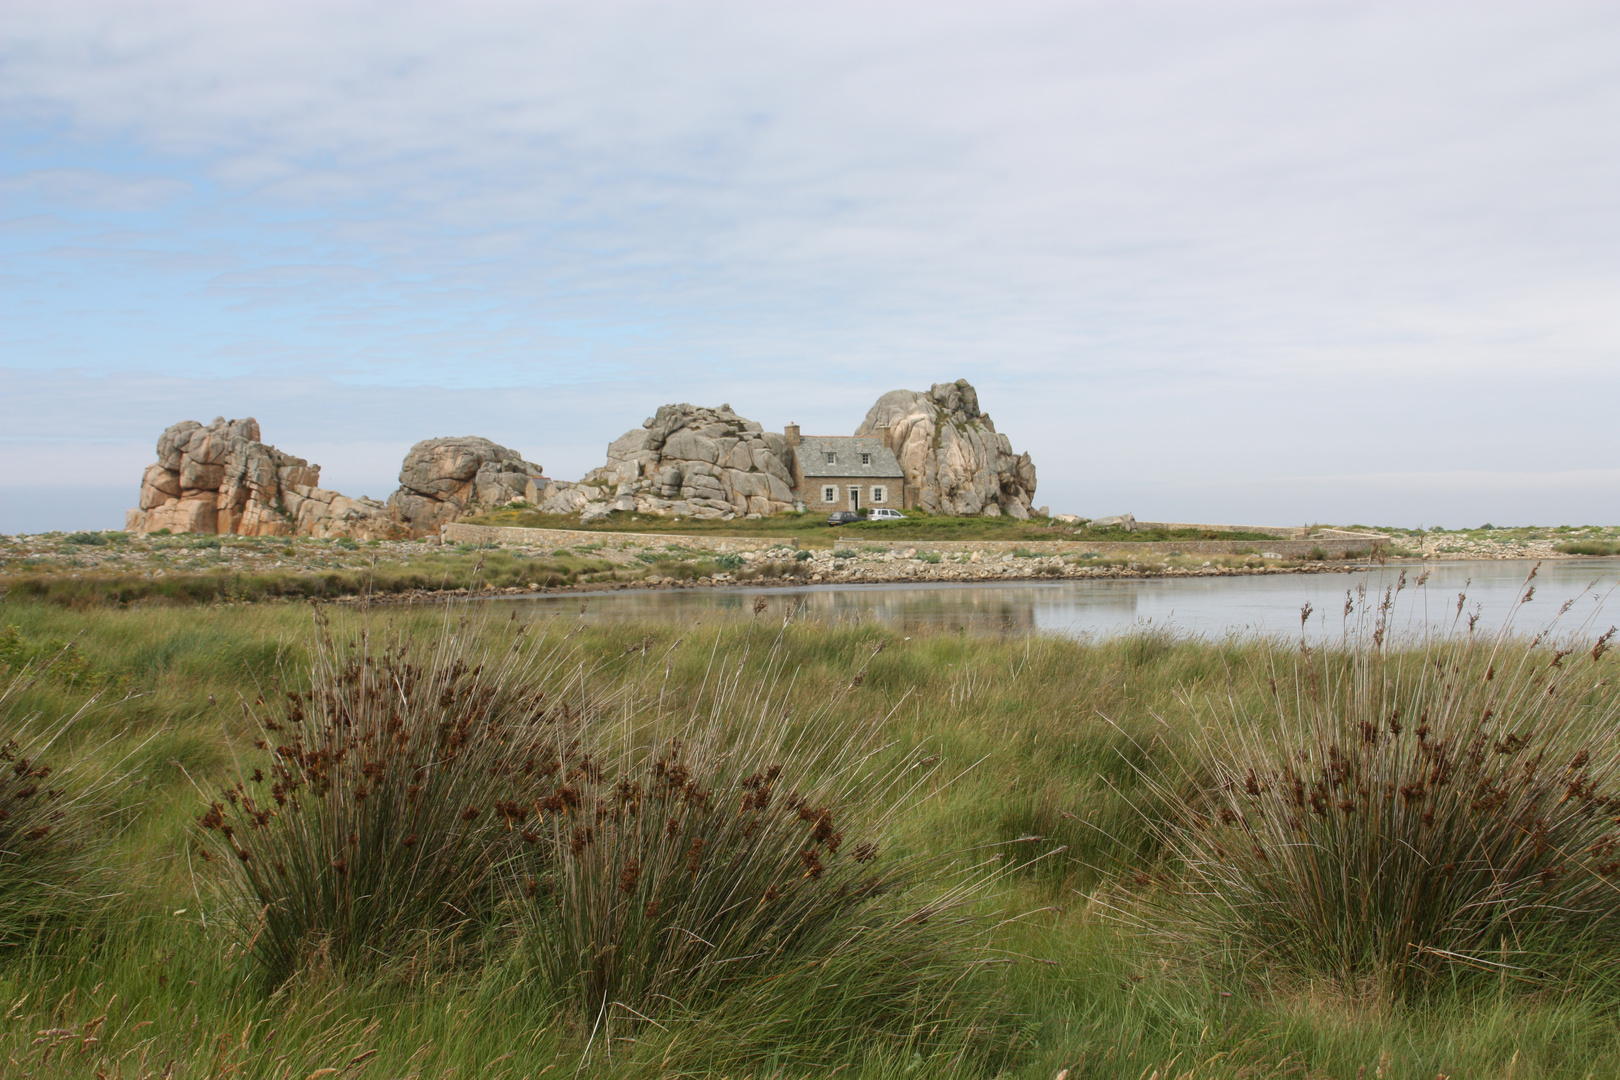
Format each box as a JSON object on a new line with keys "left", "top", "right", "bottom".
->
{"left": 2, "top": 1, "right": 1616, "bottom": 529}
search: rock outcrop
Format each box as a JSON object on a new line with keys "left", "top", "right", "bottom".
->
{"left": 126, "top": 417, "right": 402, "bottom": 539}
{"left": 386, "top": 437, "right": 543, "bottom": 537}
{"left": 855, "top": 379, "right": 1037, "bottom": 519}
{"left": 572, "top": 403, "right": 798, "bottom": 521}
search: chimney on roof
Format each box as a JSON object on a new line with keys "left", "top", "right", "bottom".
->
{"left": 784, "top": 423, "right": 801, "bottom": 447}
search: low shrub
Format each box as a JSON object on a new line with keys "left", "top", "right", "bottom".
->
{"left": 1142, "top": 570, "right": 1620, "bottom": 996}
{"left": 735, "top": 559, "right": 810, "bottom": 581}
{"left": 1557, "top": 540, "right": 1619, "bottom": 556}
{"left": 917, "top": 551, "right": 943, "bottom": 564}
{"left": 64, "top": 532, "right": 107, "bottom": 546}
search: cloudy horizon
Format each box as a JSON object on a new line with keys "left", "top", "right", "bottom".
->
{"left": 4, "top": 1, "right": 1617, "bottom": 532}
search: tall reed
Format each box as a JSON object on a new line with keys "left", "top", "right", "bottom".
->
{"left": 1140, "top": 568, "right": 1620, "bottom": 995}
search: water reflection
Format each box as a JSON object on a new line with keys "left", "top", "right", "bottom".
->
{"left": 494, "top": 560, "right": 1617, "bottom": 641}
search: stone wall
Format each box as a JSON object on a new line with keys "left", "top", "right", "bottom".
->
{"left": 442, "top": 523, "right": 1388, "bottom": 560}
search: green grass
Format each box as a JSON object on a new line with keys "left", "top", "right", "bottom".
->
{"left": 0, "top": 595, "right": 1618, "bottom": 1076}
{"left": 463, "top": 507, "right": 1287, "bottom": 545}
{"left": 1557, "top": 540, "right": 1619, "bottom": 556}
{"left": 0, "top": 550, "right": 622, "bottom": 607}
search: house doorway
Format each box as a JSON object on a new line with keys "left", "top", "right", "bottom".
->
{"left": 848, "top": 486, "right": 861, "bottom": 511}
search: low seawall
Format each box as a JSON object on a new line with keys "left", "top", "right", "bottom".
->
{"left": 441, "top": 523, "right": 1388, "bottom": 560}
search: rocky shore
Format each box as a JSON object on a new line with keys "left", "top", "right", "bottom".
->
{"left": 2, "top": 525, "right": 1613, "bottom": 607}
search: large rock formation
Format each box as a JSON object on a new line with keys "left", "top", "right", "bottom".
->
{"left": 126, "top": 417, "right": 401, "bottom": 539}
{"left": 855, "top": 379, "right": 1037, "bottom": 518}
{"left": 386, "top": 436, "right": 543, "bottom": 537}
{"left": 567, "top": 403, "right": 798, "bottom": 521}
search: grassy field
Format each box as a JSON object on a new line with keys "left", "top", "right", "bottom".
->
{"left": 462, "top": 506, "right": 1290, "bottom": 545}
{"left": 0, "top": 585, "right": 1618, "bottom": 1077}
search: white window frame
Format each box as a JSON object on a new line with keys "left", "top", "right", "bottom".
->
{"left": 871, "top": 485, "right": 887, "bottom": 504}
{"left": 860, "top": 452, "right": 871, "bottom": 465}
{"left": 824, "top": 451, "right": 836, "bottom": 464}
{"left": 822, "top": 485, "right": 836, "bottom": 504}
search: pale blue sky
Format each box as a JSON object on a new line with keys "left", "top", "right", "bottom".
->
{"left": 3, "top": 1, "right": 1617, "bottom": 532}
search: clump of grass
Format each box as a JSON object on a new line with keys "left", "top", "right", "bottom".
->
{"left": 514, "top": 634, "right": 1017, "bottom": 1069}
{"left": 0, "top": 656, "right": 132, "bottom": 951}
{"left": 1558, "top": 540, "right": 1619, "bottom": 556}
{"left": 197, "top": 610, "right": 591, "bottom": 985}
{"left": 735, "top": 558, "right": 810, "bottom": 582}
{"left": 1140, "top": 569, "right": 1620, "bottom": 996}
{"left": 0, "top": 551, "right": 618, "bottom": 607}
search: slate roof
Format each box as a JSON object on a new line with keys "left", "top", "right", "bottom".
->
{"left": 795, "top": 436, "right": 904, "bottom": 478}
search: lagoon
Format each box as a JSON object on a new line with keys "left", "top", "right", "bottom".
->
{"left": 497, "top": 558, "right": 1618, "bottom": 641}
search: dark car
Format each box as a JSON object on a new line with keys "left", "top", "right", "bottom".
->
{"left": 826, "top": 511, "right": 860, "bottom": 526}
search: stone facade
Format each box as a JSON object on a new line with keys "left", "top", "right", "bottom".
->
{"left": 788, "top": 431, "right": 908, "bottom": 513}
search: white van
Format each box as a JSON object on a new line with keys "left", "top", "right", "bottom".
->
{"left": 865, "top": 508, "right": 905, "bottom": 521}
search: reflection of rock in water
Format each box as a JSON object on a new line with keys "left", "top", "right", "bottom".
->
{"left": 495, "top": 562, "right": 1617, "bottom": 642}
{"left": 779, "top": 586, "right": 1039, "bottom": 634}
{"left": 503, "top": 582, "right": 1156, "bottom": 636}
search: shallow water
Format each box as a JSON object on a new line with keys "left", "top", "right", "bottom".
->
{"left": 493, "top": 559, "right": 1618, "bottom": 641}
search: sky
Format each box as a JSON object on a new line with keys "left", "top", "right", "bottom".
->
{"left": 2, "top": 0, "right": 1617, "bottom": 533}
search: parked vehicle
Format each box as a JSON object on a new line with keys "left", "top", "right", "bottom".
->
{"left": 864, "top": 508, "right": 905, "bottom": 521}
{"left": 826, "top": 511, "right": 860, "bottom": 526}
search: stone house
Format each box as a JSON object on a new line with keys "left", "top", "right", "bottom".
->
{"left": 784, "top": 424, "right": 912, "bottom": 512}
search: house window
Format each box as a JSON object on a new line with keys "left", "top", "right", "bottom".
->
{"left": 871, "top": 486, "right": 887, "bottom": 503}
{"left": 825, "top": 452, "right": 836, "bottom": 464}
{"left": 822, "top": 486, "right": 836, "bottom": 503}
{"left": 860, "top": 452, "right": 871, "bottom": 465}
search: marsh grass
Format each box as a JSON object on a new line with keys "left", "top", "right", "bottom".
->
{"left": 1558, "top": 540, "right": 1619, "bottom": 556}
{"left": 3, "top": 587, "right": 1620, "bottom": 1075}
{"left": 0, "top": 653, "right": 140, "bottom": 951}
{"left": 514, "top": 630, "right": 1021, "bottom": 1069}
{"left": 0, "top": 550, "right": 619, "bottom": 608}
{"left": 196, "top": 609, "right": 610, "bottom": 985}
{"left": 1135, "top": 568, "right": 1620, "bottom": 996}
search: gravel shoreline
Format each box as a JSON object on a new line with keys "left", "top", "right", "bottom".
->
{"left": 3, "top": 527, "right": 1613, "bottom": 608}
{"left": 331, "top": 559, "right": 1398, "bottom": 606}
